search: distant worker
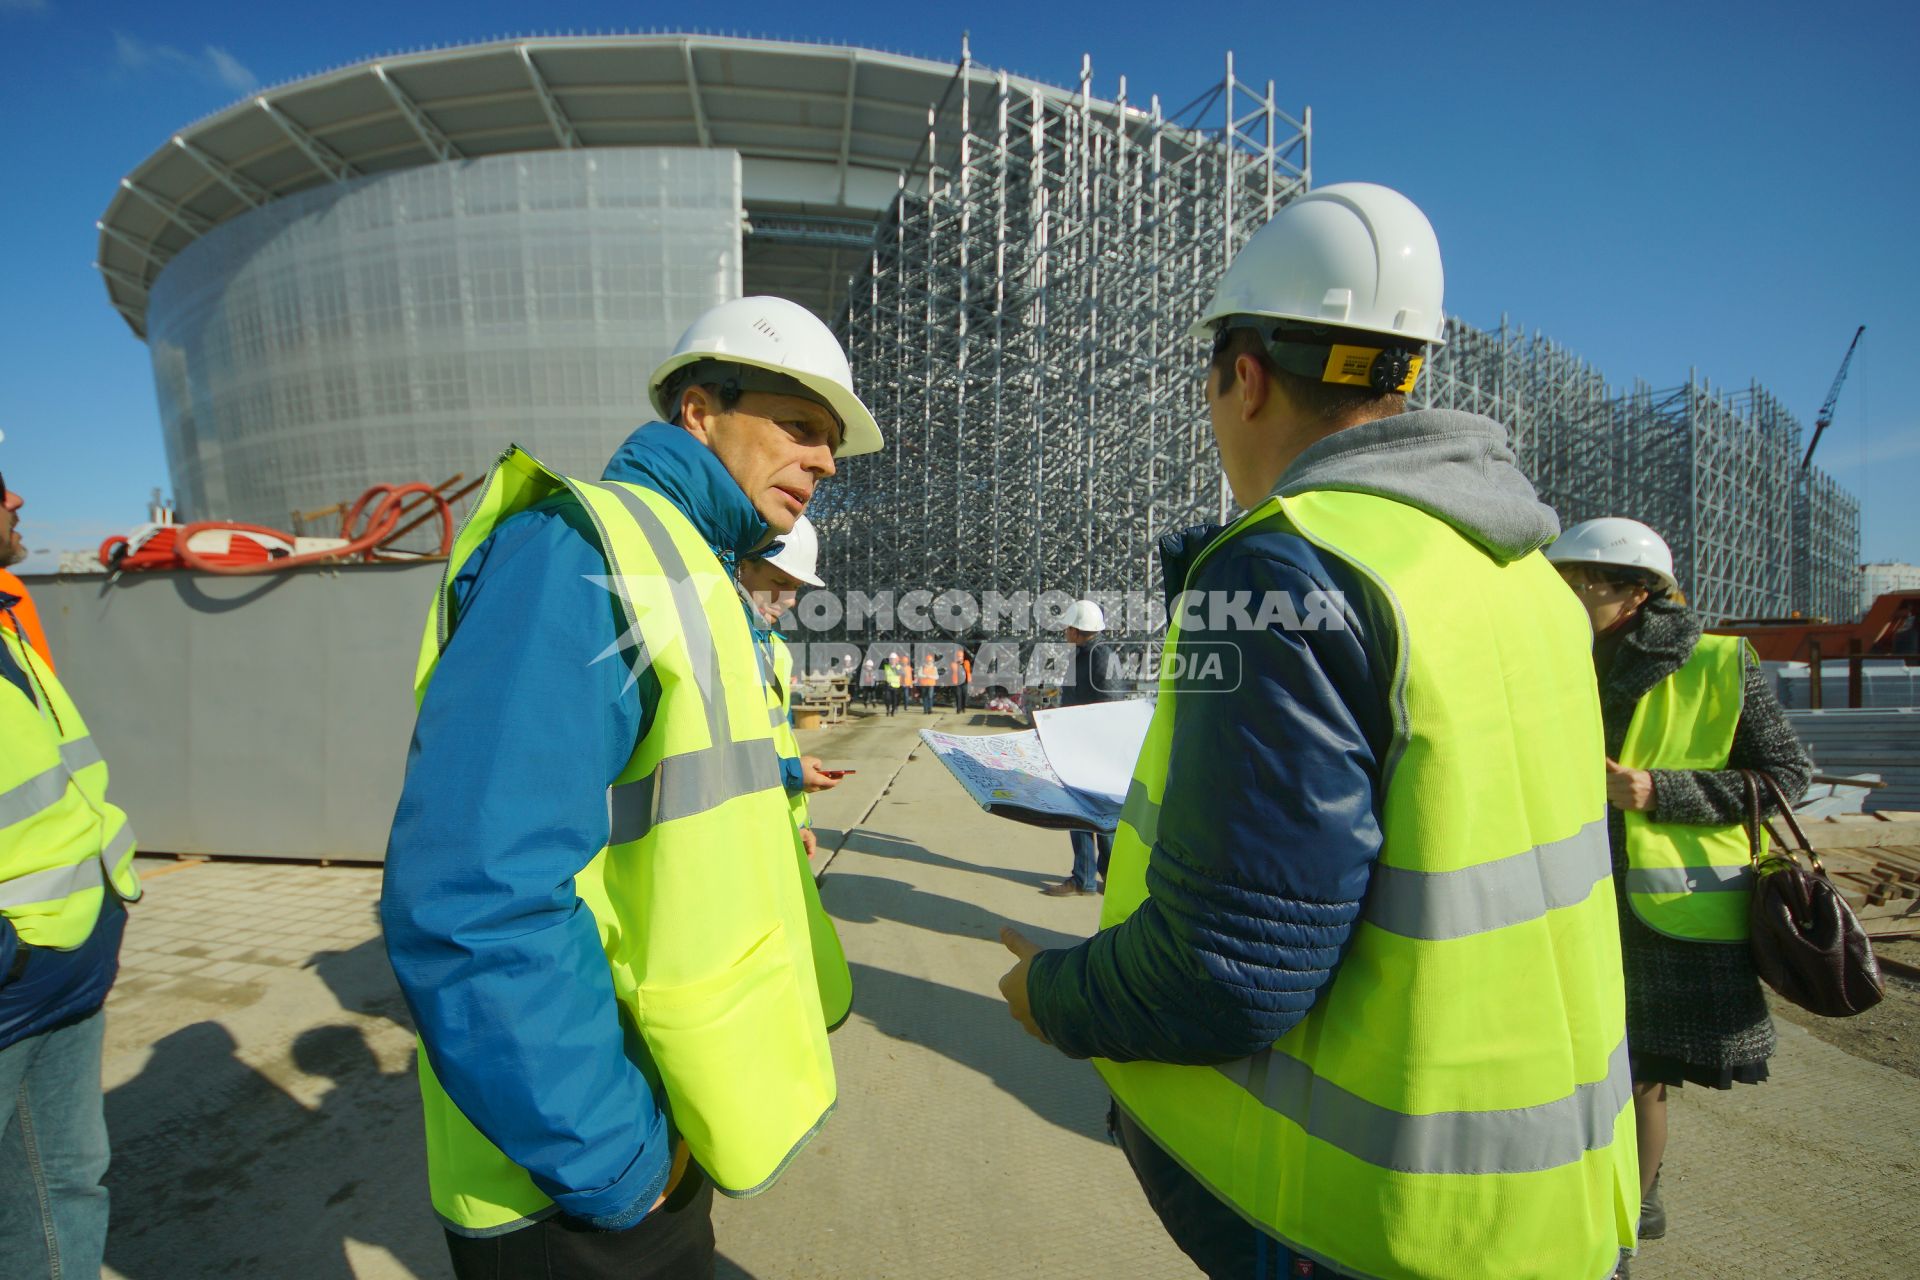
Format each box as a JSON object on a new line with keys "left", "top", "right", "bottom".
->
{"left": 382, "top": 297, "right": 875, "bottom": 1278}
{"left": 997, "top": 184, "right": 1637, "bottom": 1279}
{"left": 883, "top": 651, "right": 905, "bottom": 716}
{"left": 1, "top": 460, "right": 142, "bottom": 1279}
{"left": 916, "top": 649, "right": 939, "bottom": 713}
{"left": 738, "top": 514, "right": 847, "bottom": 864}
{"left": 948, "top": 644, "right": 972, "bottom": 714}
{"left": 1547, "top": 517, "right": 1808, "bottom": 1257}
{"left": 1042, "top": 600, "right": 1122, "bottom": 897}
{"left": 0, "top": 471, "right": 52, "bottom": 669}
{"left": 860, "top": 655, "right": 877, "bottom": 706}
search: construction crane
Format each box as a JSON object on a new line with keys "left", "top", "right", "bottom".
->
{"left": 1800, "top": 325, "right": 1866, "bottom": 469}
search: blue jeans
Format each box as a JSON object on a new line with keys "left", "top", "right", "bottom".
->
{"left": 1069, "top": 829, "right": 1112, "bottom": 891}
{"left": 0, "top": 1007, "right": 110, "bottom": 1279}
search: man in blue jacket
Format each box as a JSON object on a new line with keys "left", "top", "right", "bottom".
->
{"left": 997, "top": 186, "right": 1634, "bottom": 1278}
{"left": 383, "top": 296, "right": 881, "bottom": 1279}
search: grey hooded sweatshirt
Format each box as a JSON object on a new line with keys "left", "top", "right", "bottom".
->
{"left": 1029, "top": 406, "right": 1564, "bottom": 1065}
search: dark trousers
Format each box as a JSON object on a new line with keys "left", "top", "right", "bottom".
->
{"left": 953, "top": 685, "right": 968, "bottom": 714}
{"left": 1111, "top": 1104, "right": 1351, "bottom": 1279}
{"left": 444, "top": 1167, "right": 715, "bottom": 1280}
{"left": 920, "top": 685, "right": 934, "bottom": 713}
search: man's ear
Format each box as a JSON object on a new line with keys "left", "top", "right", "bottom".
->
{"left": 1235, "top": 351, "right": 1272, "bottom": 422}
{"left": 677, "top": 385, "right": 716, "bottom": 445}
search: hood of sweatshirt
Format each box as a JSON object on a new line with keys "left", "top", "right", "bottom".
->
{"left": 602, "top": 421, "right": 772, "bottom": 560}
{"left": 1271, "top": 407, "right": 1559, "bottom": 565}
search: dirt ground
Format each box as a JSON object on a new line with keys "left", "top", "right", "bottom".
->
{"left": 1772, "top": 937, "right": 1920, "bottom": 1079}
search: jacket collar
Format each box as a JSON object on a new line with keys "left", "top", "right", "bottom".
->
{"left": 601, "top": 422, "right": 772, "bottom": 560}
{"left": 1599, "top": 597, "right": 1701, "bottom": 708}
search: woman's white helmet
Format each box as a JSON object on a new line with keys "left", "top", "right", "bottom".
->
{"left": 649, "top": 296, "right": 884, "bottom": 458}
{"left": 756, "top": 514, "right": 825, "bottom": 588}
{"left": 1191, "top": 182, "right": 1447, "bottom": 347}
{"left": 1545, "top": 517, "right": 1679, "bottom": 596}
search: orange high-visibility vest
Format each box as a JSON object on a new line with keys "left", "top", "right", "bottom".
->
{"left": 0, "top": 570, "right": 53, "bottom": 671}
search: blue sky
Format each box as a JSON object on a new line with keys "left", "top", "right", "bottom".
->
{"left": 2, "top": 0, "right": 1915, "bottom": 572}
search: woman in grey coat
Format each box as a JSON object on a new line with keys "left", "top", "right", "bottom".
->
{"left": 1547, "top": 518, "right": 1808, "bottom": 1259}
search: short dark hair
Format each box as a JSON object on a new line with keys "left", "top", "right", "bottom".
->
{"left": 1209, "top": 327, "right": 1409, "bottom": 425}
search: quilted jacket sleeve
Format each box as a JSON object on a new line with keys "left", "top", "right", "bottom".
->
{"left": 1026, "top": 533, "right": 1393, "bottom": 1063}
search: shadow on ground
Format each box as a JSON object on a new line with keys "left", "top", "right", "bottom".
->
{"left": 104, "top": 1017, "right": 442, "bottom": 1279}
{"left": 826, "top": 871, "right": 1088, "bottom": 952}
{"left": 825, "top": 828, "right": 1060, "bottom": 891}
{"left": 846, "top": 960, "right": 1109, "bottom": 1142}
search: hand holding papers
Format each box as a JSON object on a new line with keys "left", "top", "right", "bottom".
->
{"left": 918, "top": 699, "right": 1153, "bottom": 832}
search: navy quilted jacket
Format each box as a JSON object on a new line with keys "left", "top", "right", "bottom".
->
{"left": 1026, "top": 409, "right": 1563, "bottom": 1062}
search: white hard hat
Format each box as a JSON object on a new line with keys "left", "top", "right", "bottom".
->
{"left": 1544, "top": 518, "right": 1678, "bottom": 596}
{"left": 649, "top": 296, "right": 884, "bottom": 458}
{"left": 1064, "top": 599, "right": 1106, "bottom": 632}
{"left": 757, "top": 514, "right": 824, "bottom": 587}
{"left": 1191, "top": 183, "right": 1447, "bottom": 348}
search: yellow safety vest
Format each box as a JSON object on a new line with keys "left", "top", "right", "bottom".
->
{"left": 1097, "top": 491, "right": 1636, "bottom": 1280}
{"left": 1618, "top": 633, "right": 1757, "bottom": 943}
{"left": 0, "top": 629, "right": 140, "bottom": 947}
{"left": 413, "top": 447, "right": 844, "bottom": 1234}
{"left": 763, "top": 630, "right": 852, "bottom": 1029}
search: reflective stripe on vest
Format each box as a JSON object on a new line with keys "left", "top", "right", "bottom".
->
{"left": 1094, "top": 490, "right": 1636, "bottom": 1280}
{"left": 412, "top": 447, "right": 842, "bottom": 1235}
{"left": 608, "top": 738, "right": 775, "bottom": 845}
{"left": 1619, "top": 632, "right": 1754, "bottom": 943}
{"left": 0, "top": 631, "right": 142, "bottom": 945}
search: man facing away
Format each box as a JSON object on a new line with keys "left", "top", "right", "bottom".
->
{"left": 997, "top": 185, "right": 1637, "bottom": 1279}
{"left": 382, "top": 296, "right": 878, "bottom": 1279}
{"left": 1041, "top": 599, "right": 1121, "bottom": 897}
{"left": 1, "top": 460, "right": 143, "bottom": 1279}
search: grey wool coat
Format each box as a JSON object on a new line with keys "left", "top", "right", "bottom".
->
{"left": 1596, "top": 597, "right": 1810, "bottom": 1076}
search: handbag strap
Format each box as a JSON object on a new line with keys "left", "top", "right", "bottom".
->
{"left": 1738, "top": 767, "right": 1823, "bottom": 873}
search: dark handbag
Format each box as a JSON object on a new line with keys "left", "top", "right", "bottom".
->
{"left": 1739, "top": 769, "right": 1884, "bottom": 1017}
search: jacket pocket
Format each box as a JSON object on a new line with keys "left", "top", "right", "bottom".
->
{"left": 634, "top": 923, "right": 832, "bottom": 1195}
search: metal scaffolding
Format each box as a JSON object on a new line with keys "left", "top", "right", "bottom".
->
{"left": 814, "top": 49, "right": 1860, "bottom": 636}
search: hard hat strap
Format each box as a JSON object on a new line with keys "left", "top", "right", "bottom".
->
{"left": 1215, "top": 319, "right": 1425, "bottom": 394}
{"left": 667, "top": 360, "right": 842, "bottom": 431}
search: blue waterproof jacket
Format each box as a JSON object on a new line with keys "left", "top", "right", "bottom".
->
{"left": 382, "top": 423, "right": 779, "bottom": 1230}
{"left": 0, "top": 593, "right": 126, "bottom": 1051}
{"left": 1027, "top": 409, "right": 1562, "bottom": 1063}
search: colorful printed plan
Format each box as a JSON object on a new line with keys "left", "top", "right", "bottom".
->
{"left": 919, "top": 699, "right": 1153, "bottom": 832}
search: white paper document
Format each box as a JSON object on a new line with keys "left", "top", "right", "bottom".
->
{"left": 919, "top": 698, "right": 1153, "bottom": 832}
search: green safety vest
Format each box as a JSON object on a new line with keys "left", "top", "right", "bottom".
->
{"left": 0, "top": 628, "right": 141, "bottom": 947}
{"left": 762, "top": 629, "right": 852, "bottom": 1028}
{"left": 1096, "top": 491, "right": 1637, "bottom": 1280}
{"left": 1618, "top": 633, "right": 1757, "bottom": 943}
{"left": 412, "top": 447, "right": 847, "bottom": 1234}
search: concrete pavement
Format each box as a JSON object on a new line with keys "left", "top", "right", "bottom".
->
{"left": 93, "top": 706, "right": 1919, "bottom": 1278}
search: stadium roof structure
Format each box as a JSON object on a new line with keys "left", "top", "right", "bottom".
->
{"left": 96, "top": 33, "right": 1175, "bottom": 337}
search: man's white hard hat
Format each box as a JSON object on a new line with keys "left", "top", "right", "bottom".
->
{"left": 1191, "top": 182, "right": 1447, "bottom": 347}
{"left": 758, "top": 514, "right": 825, "bottom": 588}
{"left": 1065, "top": 599, "right": 1106, "bottom": 632}
{"left": 1544, "top": 517, "right": 1679, "bottom": 596}
{"left": 649, "top": 296, "right": 885, "bottom": 458}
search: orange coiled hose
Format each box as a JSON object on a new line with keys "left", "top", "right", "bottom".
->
{"left": 100, "top": 482, "right": 454, "bottom": 576}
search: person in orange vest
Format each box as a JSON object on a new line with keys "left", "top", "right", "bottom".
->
{"left": 916, "top": 650, "right": 939, "bottom": 714}
{"left": 0, "top": 467, "right": 52, "bottom": 670}
{"left": 948, "top": 645, "right": 972, "bottom": 714}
